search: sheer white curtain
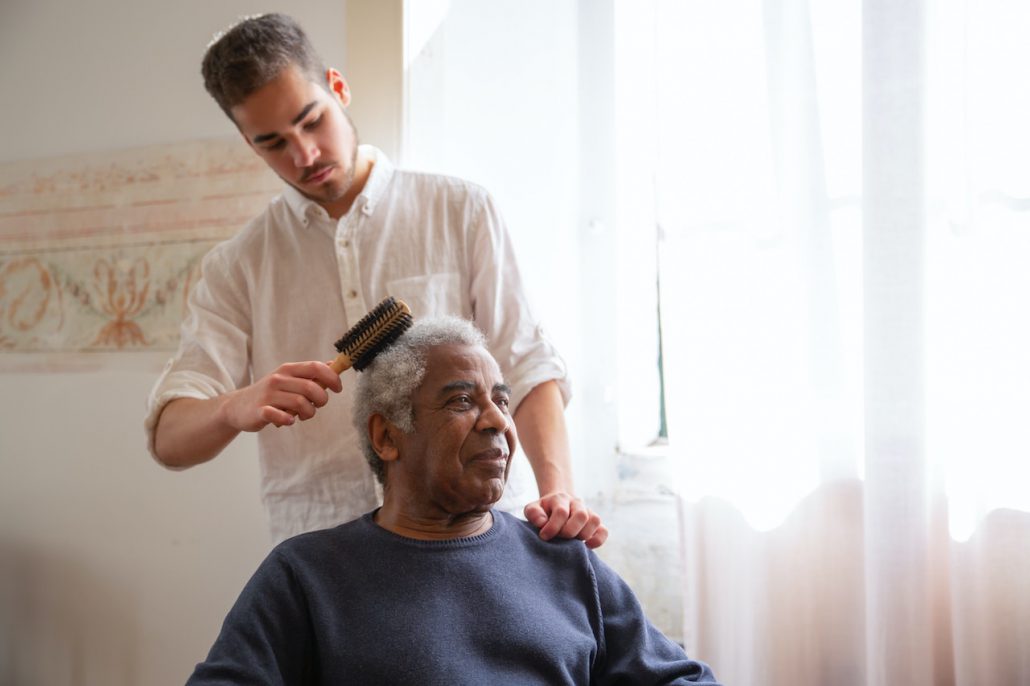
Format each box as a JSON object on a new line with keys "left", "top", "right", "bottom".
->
{"left": 648, "top": 0, "right": 1030, "bottom": 683}
{"left": 401, "top": 1, "right": 1030, "bottom": 682}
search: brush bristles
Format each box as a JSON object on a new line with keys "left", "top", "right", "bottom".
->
{"left": 333, "top": 297, "right": 414, "bottom": 371}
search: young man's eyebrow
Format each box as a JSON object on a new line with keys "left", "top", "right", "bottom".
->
{"left": 251, "top": 101, "right": 318, "bottom": 144}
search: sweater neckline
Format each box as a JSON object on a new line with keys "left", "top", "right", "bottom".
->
{"left": 360, "top": 509, "right": 503, "bottom": 549}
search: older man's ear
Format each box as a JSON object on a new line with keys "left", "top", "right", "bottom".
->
{"left": 369, "top": 414, "right": 400, "bottom": 463}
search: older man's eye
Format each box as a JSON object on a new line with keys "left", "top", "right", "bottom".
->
{"left": 448, "top": 395, "right": 473, "bottom": 409}
{"left": 494, "top": 397, "right": 510, "bottom": 411}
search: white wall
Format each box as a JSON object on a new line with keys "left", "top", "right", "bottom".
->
{"left": 0, "top": 1, "right": 348, "bottom": 162}
{"left": 0, "top": 1, "right": 346, "bottom": 684}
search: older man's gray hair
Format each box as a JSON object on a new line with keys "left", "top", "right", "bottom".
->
{"left": 352, "top": 316, "right": 487, "bottom": 484}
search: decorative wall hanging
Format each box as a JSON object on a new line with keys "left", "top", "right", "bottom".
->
{"left": 0, "top": 139, "right": 280, "bottom": 354}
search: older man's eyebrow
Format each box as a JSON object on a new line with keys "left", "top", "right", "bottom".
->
{"left": 438, "top": 381, "right": 475, "bottom": 397}
{"left": 251, "top": 101, "right": 318, "bottom": 144}
{"left": 436, "top": 380, "right": 510, "bottom": 398}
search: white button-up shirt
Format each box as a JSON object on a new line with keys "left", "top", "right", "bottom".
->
{"left": 145, "top": 146, "right": 569, "bottom": 543}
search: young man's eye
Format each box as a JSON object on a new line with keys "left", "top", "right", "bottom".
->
{"left": 263, "top": 140, "right": 287, "bottom": 151}
{"left": 303, "top": 115, "right": 323, "bottom": 131}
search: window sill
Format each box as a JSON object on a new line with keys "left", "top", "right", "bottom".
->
{"left": 612, "top": 439, "right": 678, "bottom": 503}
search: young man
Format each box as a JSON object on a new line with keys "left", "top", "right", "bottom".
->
{"left": 145, "top": 13, "right": 604, "bottom": 546}
{"left": 186, "top": 318, "right": 718, "bottom": 684}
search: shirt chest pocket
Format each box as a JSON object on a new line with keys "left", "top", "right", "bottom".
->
{"left": 386, "top": 272, "right": 468, "bottom": 319}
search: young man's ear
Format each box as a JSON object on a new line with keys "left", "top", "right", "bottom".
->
{"left": 369, "top": 414, "right": 400, "bottom": 463}
{"left": 326, "top": 68, "right": 351, "bottom": 107}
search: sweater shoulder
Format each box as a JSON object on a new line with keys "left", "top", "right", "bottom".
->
{"left": 270, "top": 515, "right": 372, "bottom": 564}
{"left": 497, "top": 511, "right": 593, "bottom": 564}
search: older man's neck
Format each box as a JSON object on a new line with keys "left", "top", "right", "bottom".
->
{"left": 374, "top": 505, "right": 494, "bottom": 541}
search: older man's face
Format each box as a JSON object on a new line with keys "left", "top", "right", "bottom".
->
{"left": 392, "top": 343, "right": 517, "bottom": 516}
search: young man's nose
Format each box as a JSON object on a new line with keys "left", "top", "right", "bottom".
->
{"left": 291, "top": 138, "right": 320, "bottom": 168}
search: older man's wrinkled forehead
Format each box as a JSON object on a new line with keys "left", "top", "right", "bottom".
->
{"left": 416, "top": 343, "right": 509, "bottom": 401}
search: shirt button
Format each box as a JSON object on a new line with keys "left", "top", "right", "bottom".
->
{"left": 348, "top": 290, "right": 358, "bottom": 298}
{"left": 341, "top": 239, "right": 351, "bottom": 248}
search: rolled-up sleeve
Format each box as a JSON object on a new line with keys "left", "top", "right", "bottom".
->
{"left": 466, "top": 190, "right": 571, "bottom": 413}
{"left": 143, "top": 244, "right": 253, "bottom": 464}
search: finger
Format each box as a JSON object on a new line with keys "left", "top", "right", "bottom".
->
{"left": 302, "top": 377, "right": 333, "bottom": 405}
{"left": 292, "top": 360, "right": 345, "bottom": 392}
{"left": 274, "top": 392, "right": 317, "bottom": 421}
{"left": 558, "top": 504, "right": 591, "bottom": 539}
{"left": 307, "top": 361, "right": 343, "bottom": 392}
{"left": 571, "top": 514, "right": 602, "bottom": 544}
{"left": 320, "top": 361, "right": 345, "bottom": 392}
{"left": 584, "top": 525, "right": 609, "bottom": 549}
{"left": 260, "top": 405, "right": 296, "bottom": 428}
{"left": 277, "top": 362, "right": 343, "bottom": 394}
{"left": 274, "top": 375, "right": 332, "bottom": 406}
{"left": 259, "top": 376, "right": 329, "bottom": 414}
{"left": 537, "top": 501, "right": 571, "bottom": 541}
{"left": 524, "top": 501, "right": 548, "bottom": 527}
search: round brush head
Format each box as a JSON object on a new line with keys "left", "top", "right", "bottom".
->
{"left": 333, "top": 297, "right": 414, "bottom": 371}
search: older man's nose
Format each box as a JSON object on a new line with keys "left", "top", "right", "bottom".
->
{"left": 476, "top": 402, "right": 509, "bottom": 433}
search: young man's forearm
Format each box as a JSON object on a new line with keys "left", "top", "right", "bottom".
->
{"left": 153, "top": 360, "right": 343, "bottom": 469}
{"left": 514, "top": 379, "right": 608, "bottom": 547}
{"left": 512, "top": 380, "right": 573, "bottom": 496}
{"left": 153, "top": 396, "right": 241, "bottom": 469}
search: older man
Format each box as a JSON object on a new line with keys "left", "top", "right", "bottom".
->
{"left": 187, "top": 318, "right": 720, "bottom": 685}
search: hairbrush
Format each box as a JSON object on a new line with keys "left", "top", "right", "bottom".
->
{"left": 330, "top": 297, "right": 413, "bottom": 373}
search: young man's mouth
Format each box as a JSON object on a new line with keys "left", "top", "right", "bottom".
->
{"left": 303, "top": 164, "right": 335, "bottom": 185}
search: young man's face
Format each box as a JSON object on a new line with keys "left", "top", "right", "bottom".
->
{"left": 392, "top": 344, "right": 518, "bottom": 517}
{"left": 231, "top": 64, "right": 359, "bottom": 214}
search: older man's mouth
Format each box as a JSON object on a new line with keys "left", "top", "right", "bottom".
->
{"left": 470, "top": 447, "right": 509, "bottom": 467}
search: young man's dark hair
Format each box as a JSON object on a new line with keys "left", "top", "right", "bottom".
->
{"left": 201, "top": 13, "right": 326, "bottom": 118}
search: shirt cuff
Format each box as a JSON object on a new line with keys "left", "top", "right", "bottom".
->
{"left": 143, "top": 365, "right": 229, "bottom": 469}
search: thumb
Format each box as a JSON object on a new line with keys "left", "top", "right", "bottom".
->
{"left": 524, "top": 501, "right": 548, "bottom": 526}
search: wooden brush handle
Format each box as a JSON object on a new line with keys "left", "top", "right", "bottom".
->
{"left": 329, "top": 352, "right": 353, "bottom": 374}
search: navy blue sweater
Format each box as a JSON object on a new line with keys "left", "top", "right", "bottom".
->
{"left": 188, "top": 510, "right": 720, "bottom": 685}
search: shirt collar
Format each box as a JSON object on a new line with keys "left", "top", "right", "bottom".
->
{"left": 281, "top": 144, "right": 395, "bottom": 225}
